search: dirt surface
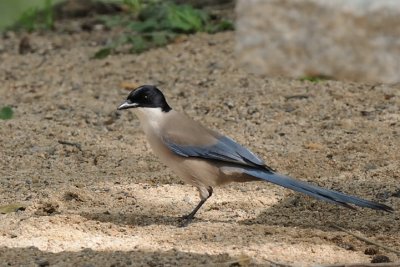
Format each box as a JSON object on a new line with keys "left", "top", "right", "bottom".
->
{"left": 0, "top": 27, "right": 399, "bottom": 266}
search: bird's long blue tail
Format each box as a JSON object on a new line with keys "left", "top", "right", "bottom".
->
{"left": 244, "top": 169, "right": 393, "bottom": 212}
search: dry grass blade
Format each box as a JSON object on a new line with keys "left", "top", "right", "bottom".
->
{"left": 265, "top": 259, "right": 294, "bottom": 267}
{"left": 210, "top": 254, "right": 251, "bottom": 266}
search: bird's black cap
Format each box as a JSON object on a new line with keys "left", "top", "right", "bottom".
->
{"left": 117, "top": 85, "right": 171, "bottom": 112}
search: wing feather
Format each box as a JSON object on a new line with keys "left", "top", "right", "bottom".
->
{"left": 160, "top": 111, "right": 272, "bottom": 169}
{"left": 163, "top": 135, "right": 270, "bottom": 169}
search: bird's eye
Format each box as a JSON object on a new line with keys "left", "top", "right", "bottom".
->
{"left": 144, "top": 95, "right": 148, "bottom": 99}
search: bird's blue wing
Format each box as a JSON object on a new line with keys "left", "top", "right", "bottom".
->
{"left": 163, "top": 135, "right": 268, "bottom": 168}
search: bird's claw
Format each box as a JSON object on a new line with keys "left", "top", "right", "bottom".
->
{"left": 178, "top": 215, "right": 193, "bottom": 227}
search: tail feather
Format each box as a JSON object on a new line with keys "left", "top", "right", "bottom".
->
{"left": 244, "top": 169, "right": 393, "bottom": 212}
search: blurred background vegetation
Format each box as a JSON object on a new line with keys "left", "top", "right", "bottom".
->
{"left": 0, "top": 0, "right": 233, "bottom": 59}
{"left": 0, "top": 0, "right": 58, "bottom": 30}
{"left": 0, "top": 0, "right": 121, "bottom": 30}
{"left": 0, "top": 0, "right": 233, "bottom": 31}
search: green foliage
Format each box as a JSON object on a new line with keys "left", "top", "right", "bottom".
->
{"left": 10, "top": 0, "right": 54, "bottom": 32}
{"left": 206, "top": 19, "right": 234, "bottom": 33}
{"left": 95, "top": 1, "right": 234, "bottom": 58}
{"left": 299, "top": 75, "right": 331, "bottom": 83}
{"left": 123, "top": 0, "right": 142, "bottom": 16}
{"left": 93, "top": 47, "right": 113, "bottom": 60}
{"left": 0, "top": 106, "right": 13, "bottom": 120}
{"left": 299, "top": 76, "right": 322, "bottom": 83}
{"left": 44, "top": 0, "right": 54, "bottom": 29}
{"left": 0, "top": 203, "right": 26, "bottom": 214}
{"left": 164, "top": 4, "right": 208, "bottom": 33}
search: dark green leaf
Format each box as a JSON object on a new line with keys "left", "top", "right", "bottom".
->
{"left": 299, "top": 75, "right": 331, "bottom": 83}
{"left": 0, "top": 106, "right": 13, "bottom": 120}
{"left": 129, "top": 19, "right": 159, "bottom": 33}
{"left": 44, "top": 0, "right": 54, "bottom": 30}
{"left": 100, "top": 15, "right": 129, "bottom": 28}
{"left": 93, "top": 47, "right": 113, "bottom": 59}
{"left": 207, "top": 20, "right": 234, "bottom": 33}
{"left": 138, "top": 4, "right": 166, "bottom": 22}
{"left": 166, "top": 4, "right": 206, "bottom": 33}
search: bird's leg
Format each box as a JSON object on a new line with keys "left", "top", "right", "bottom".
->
{"left": 179, "top": 187, "right": 213, "bottom": 227}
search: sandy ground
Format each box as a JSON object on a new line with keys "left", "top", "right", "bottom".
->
{"left": 0, "top": 27, "right": 399, "bottom": 266}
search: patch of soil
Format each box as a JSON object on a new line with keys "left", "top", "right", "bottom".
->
{"left": 0, "top": 24, "right": 399, "bottom": 266}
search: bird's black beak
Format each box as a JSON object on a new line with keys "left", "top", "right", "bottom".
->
{"left": 117, "top": 100, "right": 139, "bottom": 110}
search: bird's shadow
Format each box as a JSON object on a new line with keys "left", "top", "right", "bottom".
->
{"left": 80, "top": 211, "right": 181, "bottom": 227}
{"left": 239, "top": 194, "right": 399, "bottom": 234}
{"left": 79, "top": 191, "right": 398, "bottom": 234}
{"left": 80, "top": 209, "right": 229, "bottom": 228}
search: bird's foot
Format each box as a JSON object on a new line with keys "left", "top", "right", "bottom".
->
{"left": 178, "top": 214, "right": 194, "bottom": 227}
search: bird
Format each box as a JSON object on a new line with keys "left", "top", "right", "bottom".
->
{"left": 117, "top": 85, "right": 393, "bottom": 226}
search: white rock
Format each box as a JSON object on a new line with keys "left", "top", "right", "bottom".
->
{"left": 236, "top": 0, "right": 400, "bottom": 83}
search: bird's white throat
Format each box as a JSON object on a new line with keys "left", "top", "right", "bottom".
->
{"left": 134, "top": 107, "right": 168, "bottom": 132}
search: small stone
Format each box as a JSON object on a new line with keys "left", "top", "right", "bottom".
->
{"left": 35, "top": 258, "right": 50, "bottom": 267}
{"left": 364, "top": 247, "right": 378, "bottom": 255}
{"left": 19, "top": 36, "right": 34, "bottom": 54}
{"left": 364, "top": 163, "right": 377, "bottom": 171}
{"left": 224, "top": 101, "right": 234, "bottom": 109}
{"left": 361, "top": 110, "right": 375, "bottom": 116}
{"left": 183, "top": 196, "right": 192, "bottom": 204}
{"left": 284, "top": 105, "right": 295, "bottom": 113}
{"left": 371, "top": 255, "right": 390, "bottom": 263}
{"left": 94, "top": 24, "right": 105, "bottom": 31}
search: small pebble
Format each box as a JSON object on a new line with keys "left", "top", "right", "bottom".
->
{"left": 364, "top": 247, "right": 378, "bottom": 255}
{"left": 35, "top": 258, "right": 50, "bottom": 267}
{"left": 371, "top": 255, "right": 390, "bottom": 263}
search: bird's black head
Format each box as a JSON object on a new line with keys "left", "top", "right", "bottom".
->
{"left": 117, "top": 85, "right": 171, "bottom": 112}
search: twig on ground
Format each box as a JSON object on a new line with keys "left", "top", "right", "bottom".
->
{"left": 331, "top": 224, "right": 400, "bottom": 256}
{"left": 212, "top": 255, "right": 251, "bottom": 266}
{"left": 58, "top": 140, "right": 82, "bottom": 151}
{"left": 284, "top": 94, "right": 310, "bottom": 100}
{"left": 319, "top": 261, "right": 400, "bottom": 267}
{"left": 265, "top": 259, "right": 294, "bottom": 267}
